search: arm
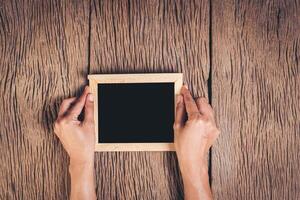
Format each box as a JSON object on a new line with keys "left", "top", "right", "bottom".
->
{"left": 54, "top": 86, "right": 97, "bottom": 200}
{"left": 69, "top": 161, "right": 95, "bottom": 200}
{"left": 174, "top": 86, "right": 220, "bottom": 200}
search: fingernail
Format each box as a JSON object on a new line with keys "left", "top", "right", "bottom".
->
{"left": 183, "top": 84, "right": 188, "bottom": 89}
{"left": 88, "top": 93, "right": 94, "bottom": 102}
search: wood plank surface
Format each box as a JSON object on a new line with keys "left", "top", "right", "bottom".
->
{"left": 0, "top": 0, "right": 89, "bottom": 199}
{"left": 211, "top": 0, "right": 300, "bottom": 199}
{"left": 3, "top": 0, "right": 298, "bottom": 199}
{"left": 89, "top": 0, "right": 209, "bottom": 199}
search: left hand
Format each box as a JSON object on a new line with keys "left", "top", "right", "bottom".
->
{"left": 54, "top": 86, "right": 95, "bottom": 165}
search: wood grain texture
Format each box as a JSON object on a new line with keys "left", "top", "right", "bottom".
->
{"left": 0, "top": 0, "right": 89, "bottom": 199}
{"left": 211, "top": 0, "right": 300, "bottom": 199}
{"left": 90, "top": 0, "right": 209, "bottom": 199}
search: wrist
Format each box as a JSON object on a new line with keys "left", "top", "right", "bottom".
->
{"left": 180, "top": 163, "right": 208, "bottom": 180}
{"left": 178, "top": 155, "right": 208, "bottom": 175}
{"left": 69, "top": 159, "right": 94, "bottom": 173}
{"left": 69, "top": 155, "right": 94, "bottom": 166}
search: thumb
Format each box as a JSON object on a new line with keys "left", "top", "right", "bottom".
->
{"left": 174, "top": 95, "right": 185, "bottom": 130}
{"left": 84, "top": 93, "right": 94, "bottom": 124}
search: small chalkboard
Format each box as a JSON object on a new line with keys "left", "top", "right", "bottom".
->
{"left": 88, "top": 73, "right": 182, "bottom": 151}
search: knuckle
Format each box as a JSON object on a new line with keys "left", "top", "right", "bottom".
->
{"left": 198, "top": 115, "right": 205, "bottom": 120}
{"left": 209, "top": 109, "right": 215, "bottom": 117}
{"left": 61, "top": 99, "right": 68, "bottom": 105}
{"left": 196, "top": 97, "right": 207, "bottom": 104}
{"left": 61, "top": 97, "right": 74, "bottom": 105}
{"left": 200, "top": 97, "right": 207, "bottom": 101}
{"left": 84, "top": 120, "right": 95, "bottom": 128}
{"left": 189, "top": 112, "right": 200, "bottom": 119}
{"left": 54, "top": 120, "right": 60, "bottom": 128}
{"left": 65, "top": 97, "right": 74, "bottom": 101}
{"left": 196, "top": 97, "right": 205, "bottom": 102}
{"left": 56, "top": 118, "right": 67, "bottom": 126}
{"left": 188, "top": 116, "right": 200, "bottom": 124}
{"left": 210, "top": 127, "right": 220, "bottom": 138}
{"left": 176, "top": 103, "right": 184, "bottom": 110}
{"left": 196, "top": 115, "right": 206, "bottom": 122}
{"left": 191, "top": 115, "right": 210, "bottom": 125}
{"left": 173, "top": 123, "right": 181, "bottom": 130}
{"left": 186, "top": 95, "right": 193, "bottom": 102}
{"left": 53, "top": 123, "right": 58, "bottom": 132}
{"left": 202, "top": 116, "right": 210, "bottom": 123}
{"left": 53, "top": 121, "right": 61, "bottom": 135}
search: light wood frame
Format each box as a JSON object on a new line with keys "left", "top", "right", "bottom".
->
{"left": 88, "top": 73, "right": 183, "bottom": 152}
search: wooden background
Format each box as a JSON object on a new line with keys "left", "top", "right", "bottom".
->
{"left": 0, "top": 0, "right": 299, "bottom": 199}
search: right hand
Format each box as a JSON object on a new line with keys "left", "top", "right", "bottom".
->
{"left": 174, "top": 86, "right": 220, "bottom": 174}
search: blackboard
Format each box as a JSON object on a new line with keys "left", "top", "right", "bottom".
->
{"left": 88, "top": 73, "right": 182, "bottom": 151}
{"left": 98, "top": 83, "right": 174, "bottom": 143}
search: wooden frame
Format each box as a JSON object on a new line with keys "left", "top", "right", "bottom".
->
{"left": 88, "top": 73, "right": 183, "bottom": 152}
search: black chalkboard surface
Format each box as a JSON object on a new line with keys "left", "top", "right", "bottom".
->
{"left": 98, "top": 83, "right": 174, "bottom": 143}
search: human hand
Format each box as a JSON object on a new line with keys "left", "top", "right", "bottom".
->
{"left": 54, "top": 86, "right": 95, "bottom": 166}
{"left": 174, "top": 86, "right": 220, "bottom": 175}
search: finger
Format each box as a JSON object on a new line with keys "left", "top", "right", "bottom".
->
{"left": 58, "top": 97, "right": 76, "bottom": 117}
{"left": 67, "top": 86, "right": 89, "bottom": 119}
{"left": 196, "top": 97, "right": 214, "bottom": 120}
{"left": 181, "top": 86, "right": 200, "bottom": 119}
{"left": 174, "top": 95, "right": 185, "bottom": 130}
{"left": 83, "top": 93, "right": 94, "bottom": 124}
{"left": 205, "top": 129, "right": 220, "bottom": 152}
